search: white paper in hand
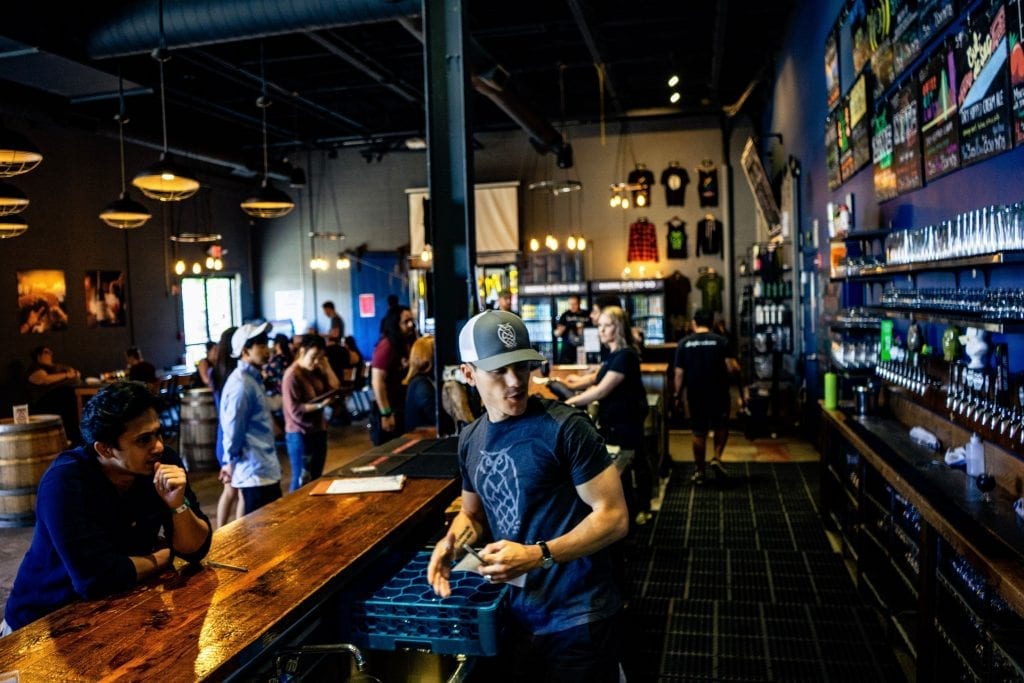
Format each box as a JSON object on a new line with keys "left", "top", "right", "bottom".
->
{"left": 452, "top": 548, "right": 526, "bottom": 587}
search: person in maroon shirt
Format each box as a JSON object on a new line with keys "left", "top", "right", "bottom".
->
{"left": 370, "top": 305, "right": 416, "bottom": 445}
{"left": 281, "top": 334, "right": 339, "bottom": 491}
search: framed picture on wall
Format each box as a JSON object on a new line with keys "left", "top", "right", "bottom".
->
{"left": 1011, "top": 0, "right": 1024, "bottom": 147}
{"left": 17, "top": 269, "right": 69, "bottom": 334}
{"left": 84, "top": 270, "right": 126, "bottom": 328}
{"left": 955, "top": 0, "right": 1013, "bottom": 166}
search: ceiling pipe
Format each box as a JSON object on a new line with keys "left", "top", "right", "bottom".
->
{"left": 90, "top": 0, "right": 568, "bottom": 162}
{"left": 87, "top": 0, "right": 421, "bottom": 58}
{"left": 396, "top": 16, "right": 569, "bottom": 161}
{"left": 565, "top": 0, "right": 623, "bottom": 118}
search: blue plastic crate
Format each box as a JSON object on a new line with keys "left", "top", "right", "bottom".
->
{"left": 349, "top": 551, "right": 508, "bottom": 656}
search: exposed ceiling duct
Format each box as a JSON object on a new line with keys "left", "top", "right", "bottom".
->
{"left": 87, "top": 0, "right": 421, "bottom": 58}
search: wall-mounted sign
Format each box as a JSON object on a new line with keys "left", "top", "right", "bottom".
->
{"left": 826, "top": 30, "right": 842, "bottom": 111}
{"left": 740, "top": 138, "right": 782, "bottom": 236}
{"left": 872, "top": 99, "right": 898, "bottom": 201}
{"left": 358, "top": 293, "right": 375, "bottom": 318}
{"left": 891, "top": 80, "right": 924, "bottom": 194}
{"left": 955, "top": 0, "right": 1012, "bottom": 166}
{"left": 918, "top": 0, "right": 957, "bottom": 46}
{"left": 1011, "top": 0, "right": 1024, "bottom": 147}
{"left": 849, "top": 73, "right": 873, "bottom": 174}
{"left": 893, "top": 0, "right": 921, "bottom": 75}
{"left": 826, "top": 111, "right": 842, "bottom": 190}
{"left": 918, "top": 42, "right": 961, "bottom": 181}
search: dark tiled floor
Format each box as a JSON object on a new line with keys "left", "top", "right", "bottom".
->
{"left": 619, "top": 462, "right": 906, "bottom": 682}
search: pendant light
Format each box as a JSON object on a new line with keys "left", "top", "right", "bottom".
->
{"left": 0, "top": 214, "right": 28, "bottom": 239}
{"left": 0, "top": 123, "right": 43, "bottom": 177}
{"left": 100, "top": 75, "right": 152, "bottom": 229}
{"left": 240, "top": 44, "right": 294, "bottom": 219}
{"left": 131, "top": 1, "right": 199, "bottom": 202}
{"left": 0, "top": 182, "right": 29, "bottom": 216}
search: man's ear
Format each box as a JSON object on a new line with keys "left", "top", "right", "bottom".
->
{"left": 93, "top": 441, "right": 114, "bottom": 459}
{"left": 460, "top": 363, "right": 476, "bottom": 387}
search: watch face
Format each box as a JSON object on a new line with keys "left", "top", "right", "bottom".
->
{"left": 541, "top": 556, "right": 554, "bottom": 569}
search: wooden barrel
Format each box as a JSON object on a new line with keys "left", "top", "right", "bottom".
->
{"left": 180, "top": 388, "right": 218, "bottom": 471}
{"left": 0, "top": 414, "right": 66, "bottom": 527}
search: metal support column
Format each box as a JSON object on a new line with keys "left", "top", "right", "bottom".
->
{"left": 423, "top": 0, "right": 476, "bottom": 433}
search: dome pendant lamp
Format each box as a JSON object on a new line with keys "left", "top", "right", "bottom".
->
{"left": 0, "top": 123, "right": 43, "bottom": 177}
{"left": 131, "top": 2, "right": 199, "bottom": 202}
{"left": 241, "top": 45, "right": 294, "bottom": 219}
{"left": 100, "top": 76, "right": 152, "bottom": 229}
{"left": 0, "top": 182, "right": 29, "bottom": 216}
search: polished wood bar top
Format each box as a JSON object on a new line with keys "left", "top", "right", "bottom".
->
{"left": 0, "top": 451, "right": 459, "bottom": 682}
{"left": 821, "top": 403, "right": 1024, "bottom": 616}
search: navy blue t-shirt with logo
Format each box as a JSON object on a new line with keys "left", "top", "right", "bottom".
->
{"left": 458, "top": 396, "right": 621, "bottom": 635}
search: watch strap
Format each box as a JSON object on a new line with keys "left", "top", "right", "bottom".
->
{"left": 537, "top": 540, "right": 553, "bottom": 568}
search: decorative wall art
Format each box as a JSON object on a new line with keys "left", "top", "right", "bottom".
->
{"left": 17, "top": 270, "right": 68, "bottom": 334}
{"left": 84, "top": 270, "right": 126, "bottom": 328}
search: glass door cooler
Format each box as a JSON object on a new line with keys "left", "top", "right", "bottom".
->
{"left": 518, "top": 282, "right": 588, "bottom": 362}
{"left": 589, "top": 279, "right": 666, "bottom": 345}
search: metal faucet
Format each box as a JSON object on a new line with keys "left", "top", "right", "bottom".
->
{"left": 274, "top": 642, "right": 367, "bottom": 682}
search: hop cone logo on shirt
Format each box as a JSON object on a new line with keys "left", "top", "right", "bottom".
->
{"left": 496, "top": 322, "right": 517, "bottom": 349}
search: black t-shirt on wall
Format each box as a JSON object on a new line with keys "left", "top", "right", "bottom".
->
{"left": 661, "top": 166, "right": 690, "bottom": 206}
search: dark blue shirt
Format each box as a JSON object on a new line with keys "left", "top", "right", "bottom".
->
{"left": 458, "top": 396, "right": 621, "bottom": 635}
{"left": 4, "top": 446, "right": 211, "bottom": 630}
{"left": 404, "top": 374, "right": 436, "bottom": 432}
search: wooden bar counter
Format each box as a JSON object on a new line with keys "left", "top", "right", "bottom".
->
{"left": 0, "top": 439, "right": 459, "bottom": 682}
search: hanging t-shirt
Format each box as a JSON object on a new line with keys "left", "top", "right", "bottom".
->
{"left": 660, "top": 165, "right": 689, "bottom": 206}
{"left": 696, "top": 271, "right": 725, "bottom": 312}
{"left": 627, "top": 219, "right": 658, "bottom": 262}
{"left": 627, "top": 166, "right": 655, "bottom": 207}
{"left": 696, "top": 216, "right": 724, "bottom": 258}
{"left": 666, "top": 218, "right": 687, "bottom": 259}
{"left": 698, "top": 167, "right": 720, "bottom": 207}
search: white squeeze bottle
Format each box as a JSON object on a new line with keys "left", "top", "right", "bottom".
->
{"left": 965, "top": 434, "right": 985, "bottom": 477}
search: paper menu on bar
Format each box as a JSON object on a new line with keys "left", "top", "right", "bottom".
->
{"left": 309, "top": 474, "right": 407, "bottom": 495}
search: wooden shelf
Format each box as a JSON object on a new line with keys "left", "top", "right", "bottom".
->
{"left": 836, "top": 250, "right": 1024, "bottom": 281}
{"left": 830, "top": 228, "right": 891, "bottom": 243}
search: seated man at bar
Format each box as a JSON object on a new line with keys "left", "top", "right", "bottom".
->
{"left": 1, "top": 381, "right": 212, "bottom": 635}
{"left": 427, "top": 310, "right": 629, "bottom": 681}
{"left": 25, "top": 345, "right": 82, "bottom": 444}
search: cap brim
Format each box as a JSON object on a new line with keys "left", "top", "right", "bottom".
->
{"left": 470, "top": 348, "right": 546, "bottom": 371}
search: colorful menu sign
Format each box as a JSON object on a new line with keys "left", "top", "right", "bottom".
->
{"left": 918, "top": 42, "right": 961, "bottom": 180}
{"left": 837, "top": 98, "right": 856, "bottom": 181}
{"left": 872, "top": 99, "right": 898, "bottom": 201}
{"left": 868, "top": 0, "right": 895, "bottom": 96}
{"left": 826, "top": 30, "right": 842, "bottom": 111}
{"left": 826, "top": 111, "right": 842, "bottom": 190}
{"left": 849, "top": 73, "right": 873, "bottom": 174}
{"left": 1009, "top": 0, "right": 1024, "bottom": 146}
{"left": 955, "top": 0, "right": 1012, "bottom": 166}
{"left": 852, "top": 1, "right": 872, "bottom": 74}
{"left": 893, "top": 0, "right": 921, "bottom": 75}
{"left": 918, "top": 0, "right": 957, "bottom": 46}
{"left": 891, "top": 80, "right": 924, "bottom": 193}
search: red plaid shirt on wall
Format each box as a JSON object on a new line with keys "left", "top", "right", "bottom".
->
{"left": 627, "top": 219, "right": 658, "bottom": 262}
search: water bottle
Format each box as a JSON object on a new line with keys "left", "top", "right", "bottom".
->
{"left": 965, "top": 433, "right": 984, "bottom": 477}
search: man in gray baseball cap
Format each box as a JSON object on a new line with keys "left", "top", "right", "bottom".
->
{"left": 428, "top": 309, "right": 629, "bottom": 681}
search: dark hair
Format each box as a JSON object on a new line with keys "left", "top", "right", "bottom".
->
{"left": 694, "top": 308, "right": 714, "bottom": 328}
{"left": 125, "top": 346, "right": 142, "bottom": 361}
{"left": 212, "top": 326, "right": 238, "bottom": 394}
{"left": 299, "top": 333, "right": 326, "bottom": 351}
{"left": 322, "top": 300, "right": 335, "bottom": 310}
{"left": 594, "top": 294, "right": 621, "bottom": 310}
{"left": 30, "top": 345, "right": 50, "bottom": 362}
{"left": 380, "top": 305, "right": 412, "bottom": 352}
{"left": 205, "top": 341, "right": 217, "bottom": 352}
{"left": 81, "top": 381, "right": 163, "bottom": 446}
{"left": 387, "top": 294, "right": 399, "bottom": 308}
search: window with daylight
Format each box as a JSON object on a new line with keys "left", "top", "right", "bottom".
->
{"left": 181, "top": 276, "right": 241, "bottom": 365}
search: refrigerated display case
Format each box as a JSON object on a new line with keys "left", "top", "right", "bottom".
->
{"left": 518, "top": 282, "right": 589, "bottom": 363}
{"left": 589, "top": 279, "right": 666, "bottom": 345}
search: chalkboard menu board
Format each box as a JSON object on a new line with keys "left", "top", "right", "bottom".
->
{"left": 893, "top": 0, "right": 922, "bottom": 75}
{"left": 872, "top": 99, "right": 898, "bottom": 201}
{"left": 826, "top": 111, "right": 843, "bottom": 190}
{"left": 891, "top": 81, "right": 924, "bottom": 194}
{"left": 918, "top": 43, "right": 961, "bottom": 181}
{"left": 955, "top": 0, "right": 1012, "bottom": 166}
{"left": 918, "top": 0, "right": 957, "bottom": 46}
{"left": 826, "top": 30, "right": 841, "bottom": 111}
{"left": 849, "top": 73, "right": 873, "bottom": 174}
{"left": 1012, "top": 0, "right": 1024, "bottom": 146}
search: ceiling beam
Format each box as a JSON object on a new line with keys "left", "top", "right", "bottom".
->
{"left": 303, "top": 30, "right": 423, "bottom": 104}
{"left": 709, "top": 0, "right": 729, "bottom": 94}
{"left": 564, "top": 0, "right": 623, "bottom": 118}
